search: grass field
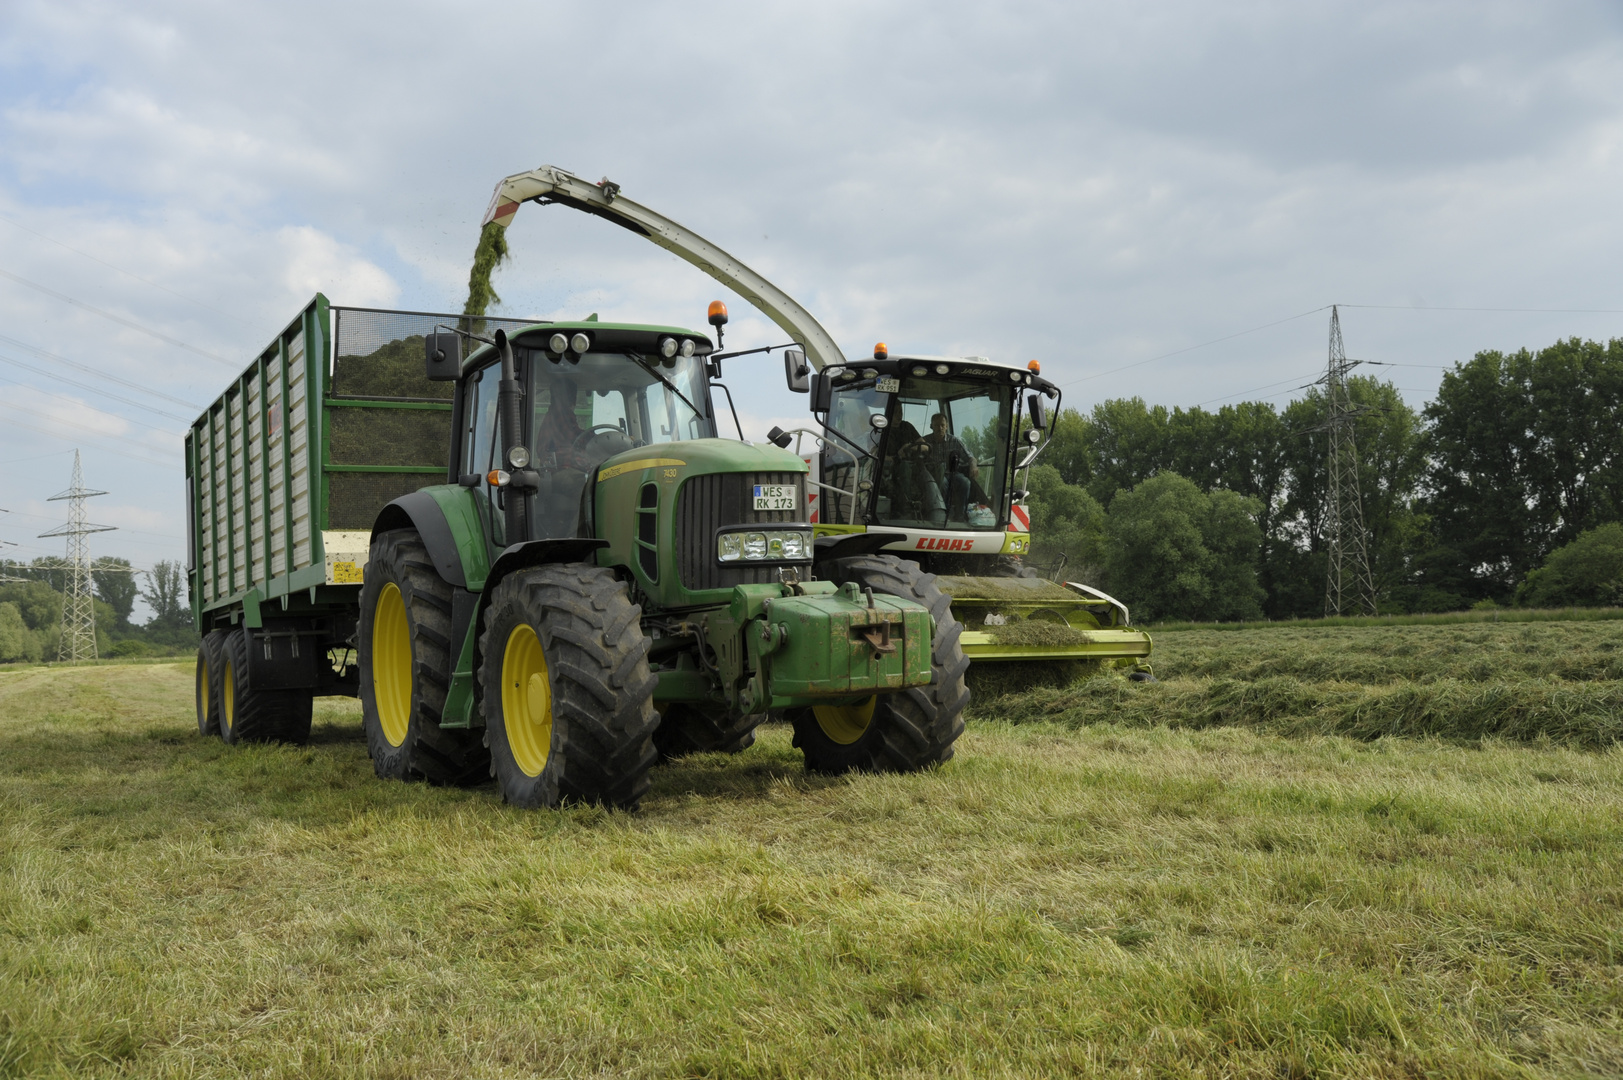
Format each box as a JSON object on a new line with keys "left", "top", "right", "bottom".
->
{"left": 3, "top": 623, "right": 1621, "bottom": 1078}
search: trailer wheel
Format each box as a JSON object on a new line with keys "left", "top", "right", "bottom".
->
{"left": 477, "top": 563, "right": 659, "bottom": 809}
{"left": 196, "top": 631, "right": 228, "bottom": 737}
{"left": 652, "top": 703, "right": 758, "bottom": 760}
{"left": 790, "top": 554, "right": 969, "bottom": 774}
{"left": 358, "top": 529, "right": 489, "bottom": 784}
{"left": 217, "top": 629, "right": 313, "bottom": 745}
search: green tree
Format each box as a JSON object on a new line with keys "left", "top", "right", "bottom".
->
{"left": 0, "top": 601, "right": 40, "bottom": 663}
{"left": 1101, "top": 472, "right": 1265, "bottom": 623}
{"left": 1515, "top": 522, "right": 1623, "bottom": 607}
{"left": 1086, "top": 397, "right": 1171, "bottom": 506}
{"left": 1423, "top": 337, "right": 1623, "bottom": 601}
{"left": 1024, "top": 463, "right": 1106, "bottom": 579}
{"left": 141, "top": 560, "right": 189, "bottom": 630}
{"left": 0, "top": 579, "right": 63, "bottom": 632}
{"left": 93, "top": 556, "right": 138, "bottom": 628}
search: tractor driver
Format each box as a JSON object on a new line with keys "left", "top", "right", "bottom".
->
{"left": 533, "top": 378, "right": 587, "bottom": 535}
{"left": 922, "top": 412, "right": 977, "bottom": 521}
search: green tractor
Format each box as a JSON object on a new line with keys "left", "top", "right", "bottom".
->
{"left": 187, "top": 299, "right": 967, "bottom": 809}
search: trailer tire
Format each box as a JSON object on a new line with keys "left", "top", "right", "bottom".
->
{"left": 789, "top": 554, "right": 969, "bottom": 774}
{"left": 217, "top": 629, "right": 313, "bottom": 745}
{"left": 653, "top": 703, "right": 758, "bottom": 759}
{"left": 359, "top": 529, "right": 490, "bottom": 784}
{"left": 478, "top": 563, "right": 659, "bottom": 809}
{"left": 196, "top": 631, "right": 227, "bottom": 737}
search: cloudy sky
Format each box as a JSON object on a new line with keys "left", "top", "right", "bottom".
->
{"left": 1, "top": 0, "right": 1621, "bottom": 596}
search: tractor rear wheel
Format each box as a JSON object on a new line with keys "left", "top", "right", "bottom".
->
{"left": 218, "top": 629, "right": 313, "bottom": 745}
{"left": 196, "top": 631, "right": 227, "bottom": 737}
{"left": 652, "top": 703, "right": 758, "bottom": 759}
{"left": 790, "top": 554, "right": 969, "bottom": 774}
{"left": 478, "top": 563, "right": 659, "bottom": 809}
{"left": 358, "top": 528, "right": 489, "bottom": 784}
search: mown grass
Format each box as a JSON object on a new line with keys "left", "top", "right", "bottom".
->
{"left": 1149, "top": 606, "right": 1623, "bottom": 632}
{"left": 3, "top": 659, "right": 1622, "bottom": 1077}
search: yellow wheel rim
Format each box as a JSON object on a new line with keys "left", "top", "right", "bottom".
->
{"left": 502, "top": 623, "right": 553, "bottom": 777}
{"left": 197, "top": 656, "right": 208, "bottom": 716}
{"left": 373, "top": 582, "right": 412, "bottom": 747}
{"left": 813, "top": 696, "right": 876, "bottom": 745}
{"left": 222, "top": 659, "right": 235, "bottom": 732}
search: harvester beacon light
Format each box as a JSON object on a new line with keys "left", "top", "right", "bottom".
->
{"left": 549, "top": 332, "right": 569, "bottom": 354}
{"left": 873, "top": 343, "right": 888, "bottom": 360}
{"left": 570, "top": 332, "right": 592, "bottom": 354}
{"left": 1028, "top": 360, "right": 1041, "bottom": 374}
{"left": 680, "top": 338, "right": 696, "bottom": 358}
{"left": 659, "top": 336, "right": 678, "bottom": 358}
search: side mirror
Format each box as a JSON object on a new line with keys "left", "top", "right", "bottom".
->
{"left": 425, "top": 332, "right": 460, "bottom": 381}
{"left": 809, "top": 371, "right": 831, "bottom": 413}
{"left": 1026, "top": 393, "right": 1048, "bottom": 433}
{"left": 784, "top": 349, "right": 809, "bottom": 393}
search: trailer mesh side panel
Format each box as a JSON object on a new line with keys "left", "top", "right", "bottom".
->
{"left": 331, "top": 308, "right": 543, "bottom": 400}
{"left": 676, "top": 472, "right": 808, "bottom": 592}
{"left": 327, "top": 408, "right": 452, "bottom": 468}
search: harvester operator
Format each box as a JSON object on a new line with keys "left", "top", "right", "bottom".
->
{"left": 923, "top": 412, "right": 977, "bottom": 521}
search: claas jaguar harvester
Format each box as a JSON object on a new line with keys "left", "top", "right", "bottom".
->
{"left": 187, "top": 185, "right": 968, "bottom": 808}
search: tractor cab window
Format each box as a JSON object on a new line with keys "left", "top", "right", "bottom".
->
{"left": 526, "top": 350, "right": 715, "bottom": 538}
{"left": 461, "top": 360, "right": 507, "bottom": 546}
{"left": 871, "top": 376, "right": 1013, "bottom": 530}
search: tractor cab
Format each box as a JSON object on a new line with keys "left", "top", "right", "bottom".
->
{"left": 451, "top": 324, "right": 719, "bottom": 545}
{"left": 815, "top": 354, "right": 1056, "bottom": 531}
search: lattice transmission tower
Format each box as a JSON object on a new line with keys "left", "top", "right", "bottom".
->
{"left": 1321, "top": 306, "right": 1377, "bottom": 616}
{"left": 39, "top": 451, "right": 116, "bottom": 661}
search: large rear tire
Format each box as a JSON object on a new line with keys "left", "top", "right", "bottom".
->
{"left": 196, "top": 631, "right": 227, "bottom": 737}
{"left": 218, "top": 629, "right": 313, "bottom": 745}
{"left": 790, "top": 554, "right": 969, "bottom": 774}
{"left": 478, "top": 563, "right": 659, "bottom": 809}
{"left": 358, "top": 528, "right": 489, "bottom": 784}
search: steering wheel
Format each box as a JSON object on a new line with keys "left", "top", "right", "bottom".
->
{"left": 572, "top": 424, "right": 627, "bottom": 452}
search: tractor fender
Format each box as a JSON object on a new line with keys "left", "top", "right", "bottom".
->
{"left": 812, "top": 529, "right": 909, "bottom": 566}
{"left": 483, "top": 538, "right": 610, "bottom": 601}
{"left": 371, "top": 487, "right": 491, "bottom": 590}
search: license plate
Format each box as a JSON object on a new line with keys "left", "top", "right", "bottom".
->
{"left": 753, "top": 484, "right": 796, "bottom": 511}
{"left": 875, "top": 377, "right": 900, "bottom": 393}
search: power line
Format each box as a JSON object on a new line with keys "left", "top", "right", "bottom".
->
{"left": 0, "top": 377, "right": 184, "bottom": 437}
{"left": 0, "top": 354, "right": 192, "bottom": 424}
{"left": 0, "top": 213, "right": 249, "bottom": 326}
{"left": 1059, "top": 306, "right": 1330, "bottom": 387}
{"left": 0, "top": 333, "right": 204, "bottom": 410}
{"left": 0, "top": 265, "right": 237, "bottom": 369}
{"left": 1341, "top": 303, "right": 1623, "bottom": 315}
{"left": 0, "top": 404, "right": 175, "bottom": 468}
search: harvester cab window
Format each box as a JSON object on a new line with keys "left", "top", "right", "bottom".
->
{"left": 871, "top": 377, "right": 1013, "bottom": 531}
{"left": 822, "top": 382, "right": 885, "bottom": 525}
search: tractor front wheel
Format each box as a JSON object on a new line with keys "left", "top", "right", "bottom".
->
{"left": 478, "top": 563, "right": 659, "bottom": 808}
{"left": 790, "top": 554, "right": 970, "bottom": 774}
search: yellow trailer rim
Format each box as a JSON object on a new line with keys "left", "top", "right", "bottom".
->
{"left": 502, "top": 624, "right": 553, "bottom": 776}
{"left": 222, "top": 660, "right": 235, "bottom": 732}
{"left": 373, "top": 582, "right": 412, "bottom": 747}
{"left": 813, "top": 696, "right": 876, "bottom": 745}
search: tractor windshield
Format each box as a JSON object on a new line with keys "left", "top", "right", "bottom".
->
{"left": 823, "top": 372, "right": 1015, "bottom": 530}
{"left": 462, "top": 349, "right": 715, "bottom": 543}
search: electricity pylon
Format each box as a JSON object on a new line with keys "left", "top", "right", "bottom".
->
{"left": 39, "top": 451, "right": 116, "bottom": 661}
{"left": 1321, "top": 307, "right": 1377, "bottom": 616}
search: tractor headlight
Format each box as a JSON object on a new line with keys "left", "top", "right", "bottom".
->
{"left": 716, "top": 528, "right": 814, "bottom": 564}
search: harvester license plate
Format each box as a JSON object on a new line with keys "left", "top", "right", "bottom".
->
{"left": 753, "top": 484, "right": 795, "bottom": 511}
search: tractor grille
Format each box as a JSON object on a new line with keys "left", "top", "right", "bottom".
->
{"left": 677, "top": 471, "right": 808, "bottom": 592}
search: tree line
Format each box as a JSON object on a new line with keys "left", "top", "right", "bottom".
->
{"left": 0, "top": 557, "right": 192, "bottom": 662}
{"left": 1023, "top": 336, "right": 1623, "bottom": 622}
